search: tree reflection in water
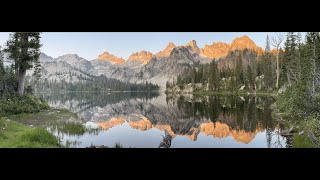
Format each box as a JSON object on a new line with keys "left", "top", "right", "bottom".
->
{"left": 37, "top": 92, "right": 287, "bottom": 148}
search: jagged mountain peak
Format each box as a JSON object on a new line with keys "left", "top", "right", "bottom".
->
{"left": 230, "top": 35, "right": 257, "bottom": 51}
{"left": 58, "top": 54, "right": 80, "bottom": 58}
{"left": 98, "top": 51, "right": 125, "bottom": 65}
{"left": 167, "top": 42, "right": 176, "bottom": 47}
{"left": 185, "top": 40, "right": 200, "bottom": 54}
{"left": 170, "top": 47, "right": 195, "bottom": 61}
{"left": 200, "top": 35, "right": 263, "bottom": 59}
{"left": 128, "top": 50, "right": 154, "bottom": 64}
{"left": 155, "top": 42, "right": 176, "bottom": 58}
{"left": 201, "top": 42, "right": 230, "bottom": 59}
{"left": 39, "top": 53, "right": 55, "bottom": 63}
{"left": 186, "top": 40, "right": 198, "bottom": 48}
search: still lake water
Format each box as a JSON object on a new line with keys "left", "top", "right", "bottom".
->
{"left": 37, "top": 92, "right": 288, "bottom": 148}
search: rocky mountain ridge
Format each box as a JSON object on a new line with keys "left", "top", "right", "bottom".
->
{"left": 12, "top": 35, "right": 265, "bottom": 89}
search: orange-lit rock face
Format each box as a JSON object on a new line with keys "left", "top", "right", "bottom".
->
{"left": 201, "top": 35, "right": 263, "bottom": 59}
{"left": 154, "top": 35, "right": 264, "bottom": 60}
{"left": 230, "top": 130, "right": 259, "bottom": 144}
{"left": 128, "top": 117, "right": 152, "bottom": 131}
{"left": 200, "top": 122, "right": 259, "bottom": 144}
{"left": 155, "top": 42, "right": 176, "bottom": 58}
{"left": 185, "top": 40, "right": 200, "bottom": 54}
{"left": 230, "top": 35, "right": 258, "bottom": 51}
{"left": 98, "top": 52, "right": 125, "bottom": 64}
{"left": 128, "top": 50, "right": 154, "bottom": 64}
{"left": 95, "top": 116, "right": 260, "bottom": 144}
{"left": 201, "top": 42, "right": 230, "bottom": 59}
{"left": 200, "top": 122, "right": 231, "bottom": 138}
{"left": 97, "top": 117, "right": 126, "bottom": 130}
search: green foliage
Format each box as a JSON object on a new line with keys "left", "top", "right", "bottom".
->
{"left": 34, "top": 73, "right": 159, "bottom": 92}
{"left": 0, "top": 47, "right": 4, "bottom": 92}
{"left": 50, "top": 122, "right": 86, "bottom": 136}
{"left": 281, "top": 32, "right": 299, "bottom": 86}
{"left": 0, "top": 94, "right": 49, "bottom": 116}
{"left": 4, "top": 32, "right": 42, "bottom": 72}
{"left": 246, "top": 65, "right": 254, "bottom": 90}
{"left": 168, "top": 48, "right": 277, "bottom": 93}
{"left": 276, "top": 32, "right": 320, "bottom": 119}
{"left": 0, "top": 117, "right": 60, "bottom": 148}
{"left": 276, "top": 85, "right": 309, "bottom": 119}
{"left": 293, "top": 134, "right": 316, "bottom": 148}
{"left": 173, "top": 95, "right": 276, "bottom": 132}
{"left": 4, "top": 32, "right": 42, "bottom": 95}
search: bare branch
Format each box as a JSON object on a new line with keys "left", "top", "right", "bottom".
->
{"left": 271, "top": 33, "right": 285, "bottom": 49}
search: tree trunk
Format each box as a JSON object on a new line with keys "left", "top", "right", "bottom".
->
{"left": 312, "top": 41, "right": 316, "bottom": 98}
{"left": 276, "top": 51, "right": 279, "bottom": 89}
{"left": 17, "top": 33, "right": 29, "bottom": 96}
{"left": 17, "top": 69, "right": 27, "bottom": 95}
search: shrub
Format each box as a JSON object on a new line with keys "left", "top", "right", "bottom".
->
{"left": 0, "top": 94, "right": 49, "bottom": 116}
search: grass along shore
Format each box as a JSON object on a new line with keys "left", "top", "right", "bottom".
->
{"left": 0, "top": 116, "right": 61, "bottom": 148}
{"left": 0, "top": 94, "right": 79, "bottom": 148}
{"left": 0, "top": 109, "right": 80, "bottom": 148}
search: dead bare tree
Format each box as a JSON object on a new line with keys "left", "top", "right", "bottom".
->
{"left": 271, "top": 33, "right": 285, "bottom": 89}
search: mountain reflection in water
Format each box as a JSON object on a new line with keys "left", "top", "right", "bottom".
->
{"left": 37, "top": 92, "right": 287, "bottom": 148}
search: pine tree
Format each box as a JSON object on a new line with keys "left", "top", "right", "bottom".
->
{"left": 247, "top": 65, "right": 254, "bottom": 91}
{"left": 303, "top": 32, "right": 320, "bottom": 98}
{"left": 213, "top": 63, "right": 220, "bottom": 91}
{"left": 0, "top": 46, "right": 4, "bottom": 93}
{"left": 235, "top": 55, "right": 244, "bottom": 88}
{"left": 282, "top": 32, "right": 299, "bottom": 86}
{"left": 208, "top": 62, "right": 220, "bottom": 91}
{"left": 4, "top": 32, "right": 42, "bottom": 95}
{"left": 265, "top": 35, "right": 271, "bottom": 53}
{"left": 198, "top": 66, "right": 204, "bottom": 83}
{"left": 264, "top": 35, "right": 274, "bottom": 90}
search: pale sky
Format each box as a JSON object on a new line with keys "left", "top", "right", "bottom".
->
{"left": 0, "top": 32, "right": 287, "bottom": 60}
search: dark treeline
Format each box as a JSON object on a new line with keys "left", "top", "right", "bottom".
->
{"left": 38, "top": 91, "right": 159, "bottom": 112}
{"left": 167, "top": 39, "right": 282, "bottom": 92}
{"left": 0, "top": 48, "right": 18, "bottom": 95}
{"left": 32, "top": 73, "right": 160, "bottom": 92}
{"left": 0, "top": 64, "right": 17, "bottom": 95}
{"left": 166, "top": 95, "right": 276, "bottom": 133}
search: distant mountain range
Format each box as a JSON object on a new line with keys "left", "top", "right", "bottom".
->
{"left": 4, "top": 35, "right": 265, "bottom": 90}
{"left": 98, "top": 35, "right": 262, "bottom": 65}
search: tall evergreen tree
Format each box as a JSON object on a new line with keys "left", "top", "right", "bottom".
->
{"left": 282, "top": 32, "right": 299, "bottom": 86}
{"left": 264, "top": 35, "right": 274, "bottom": 89}
{"left": 304, "top": 32, "right": 320, "bottom": 98}
{"left": 4, "top": 32, "right": 42, "bottom": 95}
{"left": 265, "top": 35, "right": 271, "bottom": 53}
{"left": 0, "top": 46, "right": 4, "bottom": 93}
{"left": 247, "top": 65, "right": 254, "bottom": 90}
